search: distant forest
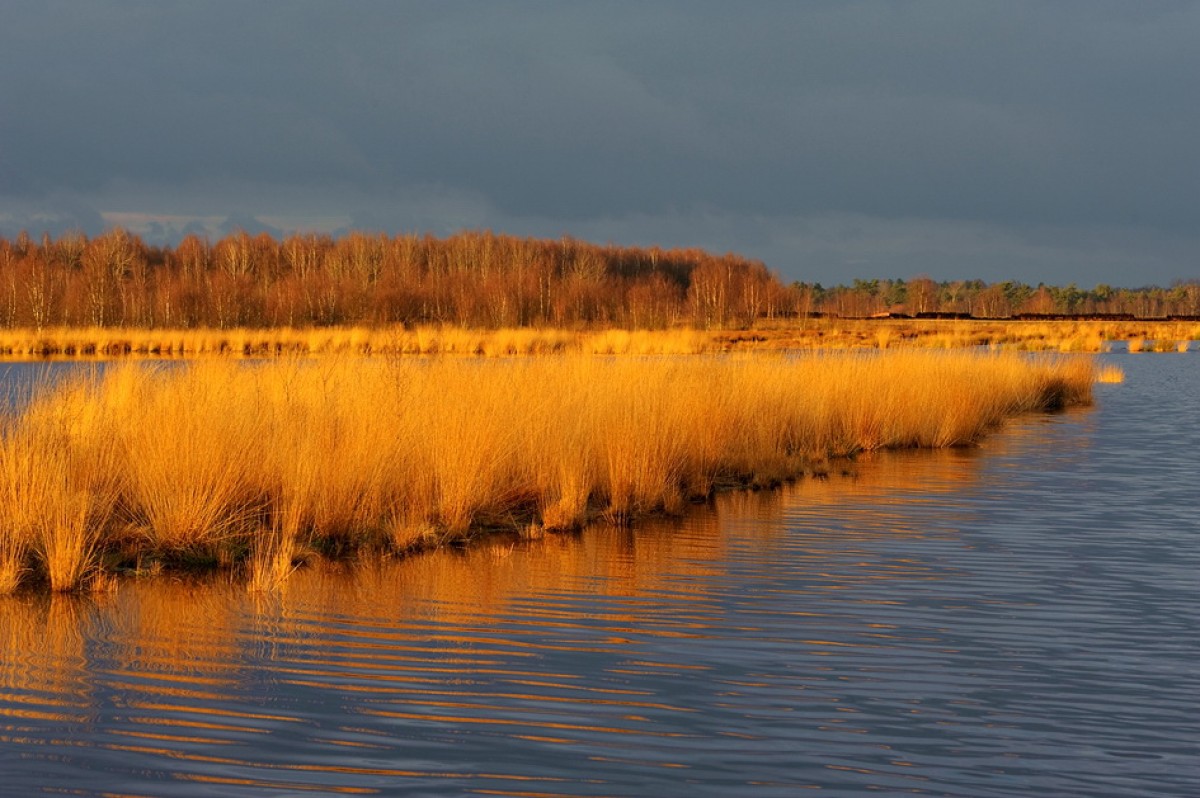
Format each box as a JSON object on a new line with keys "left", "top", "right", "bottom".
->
{"left": 1, "top": 229, "right": 1197, "bottom": 329}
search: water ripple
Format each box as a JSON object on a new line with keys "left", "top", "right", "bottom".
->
{"left": 1, "top": 356, "right": 1198, "bottom": 796}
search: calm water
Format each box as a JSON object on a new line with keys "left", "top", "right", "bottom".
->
{"left": 1, "top": 355, "right": 1197, "bottom": 797}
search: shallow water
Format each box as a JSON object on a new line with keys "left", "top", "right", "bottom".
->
{"left": 1, "top": 354, "right": 1197, "bottom": 797}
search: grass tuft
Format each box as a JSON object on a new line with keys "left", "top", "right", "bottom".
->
{"left": 0, "top": 350, "right": 1096, "bottom": 589}
{"left": 1096, "top": 363, "right": 1125, "bottom": 384}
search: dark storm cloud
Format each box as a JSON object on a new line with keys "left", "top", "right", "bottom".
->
{"left": 1, "top": 1, "right": 1197, "bottom": 284}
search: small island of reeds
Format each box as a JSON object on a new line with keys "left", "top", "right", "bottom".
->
{"left": 0, "top": 350, "right": 1096, "bottom": 593}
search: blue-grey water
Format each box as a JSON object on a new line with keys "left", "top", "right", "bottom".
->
{"left": 1, "top": 355, "right": 1197, "bottom": 797}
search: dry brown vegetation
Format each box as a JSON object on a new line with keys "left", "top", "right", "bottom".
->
{"left": 0, "top": 317, "right": 1195, "bottom": 361}
{"left": 3, "top": 230, "right": 1197, "bottom": 336}
{"left": 734, "top": 318, "right": 1200, "bottom": 353}
{"left": 1095, "top": 363, "right": 1126, "bottom": 384}
{"left": 0, "top": 350, "right": 1095, "bottom": 593}
{"left": 0, "top": 325, "right": 712, "bottom": 359}
{"left": 0, "top": 229, "right": 785, "bottom": 330}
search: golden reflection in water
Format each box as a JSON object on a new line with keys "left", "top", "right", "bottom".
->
{"left": 775, "top": 407, "right": 1093, "bottom": 534}
{"left": 0, "top": 435, "right": 1010, "bottom": 676}
{"left": 0, "top": 409, "right": 1094, "bottom": 794}
{"left": 0, "top": 595, "right": 95, "bottom": 723}
{"left": 110, "top": 579, "right": 242, "bottom": 676}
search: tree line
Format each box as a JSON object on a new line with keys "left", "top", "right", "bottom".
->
{"left": 0, "top": 229, "right": 787, "bottom": 330}
{"left": 0, "top": 229, "right": 1195, "bottom": 329}
{"left": 803, "top": 277, "right": 1200, "bottom": 319}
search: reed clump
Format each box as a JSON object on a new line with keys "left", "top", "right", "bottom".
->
{"left": 1152, "top": 338, "right": 1179, "bottom": 353}
{"left": 0, "top": 384, "right": 124, "bottom": 592}
{"left": 0, "top": 320, "right": 1196, "bottom": 361}
{"left": 1095, "top": 363, "right": 1125, "bottom": 384}
{"left": 0, "top": 325, "right": 706, "bottom": 360}
{"left": 0, "top": 350, "right": 1095, "bottom": 592}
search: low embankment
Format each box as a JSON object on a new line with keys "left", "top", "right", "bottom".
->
{"left": 0, "top": 350, "right": 1096, "bottom": 593}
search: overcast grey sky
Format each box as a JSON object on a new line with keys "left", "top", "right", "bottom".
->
{"left": 1, "top": 1, "right": 1197, "bottom": 287}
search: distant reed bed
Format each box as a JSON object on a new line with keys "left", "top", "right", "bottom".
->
{"left": 0, "top": 319, "right": 1196, "bottom": 361}
{"left": 0, "top": 351, "right": 1095, "bottom": 592}
{"left": 750, "top": 318, "right": 1200, "bottom": 353}
{"left": 0, "top": 325, "right": 712, "bottom": 359}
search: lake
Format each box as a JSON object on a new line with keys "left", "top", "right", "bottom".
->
{"left": 1, "top": 354, "right": 1197, "bottom": 797}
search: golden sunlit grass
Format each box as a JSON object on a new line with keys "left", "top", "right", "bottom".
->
{"left": 247, "top": 523, "right": 301, "bottom": 593}
{"left": 0, "top": 434, "right": 34, "bottom": 594}
{"left": 749, "top": 319, "right": 1199, "bottom": 354}
{"left": 1095, "top": 363, "right": 1126, "bottom": 384}
{"left": 0, "top": 536, "right": 28, "bottom": 594}
{"left": 114, "top": 366, "right": 265, "bottom": 557}
{"left": 0, "top": 350, "right": 1095, "bottom": 592}
{"left": 0, "top": 325, "right": 704, "bottom": 359}
{"left": 1152, "top": 338, "right": 1181, "bottom": 353}
{"left": 0, "top": 319, "right": 1196, "bottom": 362}
{"left": 0, "top": 371, "right": 127, "bottom": 593}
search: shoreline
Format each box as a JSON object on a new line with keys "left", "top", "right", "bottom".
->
{"left": 0, "top": 319, "right": 1194, "bottom": 361}
{"left": 1, "top": 350, "right": 1098, "bottom": 595}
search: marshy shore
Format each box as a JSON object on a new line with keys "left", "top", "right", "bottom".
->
{"left": 0, "top": 318, "right": 1195, "bottom": 360}
{"left": 0, "top": 350, "right": 1097, "bottom": 594}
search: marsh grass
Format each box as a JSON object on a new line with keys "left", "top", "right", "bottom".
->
{"left": 1152, "top": 338, "right": 1180, "bottom": 353}
{"left": 247, "top": 523, "right": 301, "bottom": 593}
{"left": 0, "top": 320, "right": 1196, "bottom": 361}
{"left": 38, "top": 492, "right": 96, "bottom": 593}
{"left": 115, "top": 364, "right": 266, "bottom": 558}
{"left": 0, "top": 325, "right": 699, "bottom": 360}
{"left": 0, "top": 434, "right": 35, "bottom": 594}
{"left": 0, "top": 530, "right": 28, "bottom": 594}
{"left": 0, "top": 350, "right": 1096, "bottom": 590}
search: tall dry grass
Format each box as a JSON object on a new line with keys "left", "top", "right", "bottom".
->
{"left": 122, "top": 366, "right": 265, "bottom": 556}
{"left": 0, "top": 350, "right": 1095, "bottom": 591}
{"left": 0, "top": 433, "right": 34, "bottom": 593}
{"left": 1, "top": 375, "right": 123, "bottom": 592}
{"left": 0, "top": 325, "right": 708, "bottom": 360}
{"left": 1095, "top": 363, "right": 1126, "bottom": 384}
{"left": 0, "top": 320, "right": 1196, "bottom": 361}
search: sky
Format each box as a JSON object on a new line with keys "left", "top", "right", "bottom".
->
{"left": 1, "top": 1, "right": 1197, "bottom": 288}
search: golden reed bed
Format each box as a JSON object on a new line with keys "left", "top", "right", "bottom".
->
{"left": 0, "top": 351, "right": 1096, "bottom": 593}
{"left": 0, "top": 318, "right": 1195, "bottom": 360}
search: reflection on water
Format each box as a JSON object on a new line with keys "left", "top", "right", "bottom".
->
{"left": 2, "top": 355, "right": 1198, "bottom": 796}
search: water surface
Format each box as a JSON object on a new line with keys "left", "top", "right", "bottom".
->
{"left": 1, "top": 355, "right": 1197, "bottom": 796}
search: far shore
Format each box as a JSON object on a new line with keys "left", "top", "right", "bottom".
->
{"left": 0, "top": 318, "right": 1195, "bottom": 361}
